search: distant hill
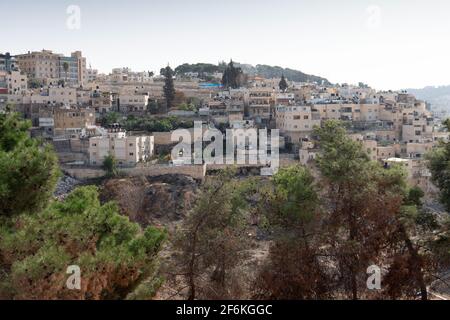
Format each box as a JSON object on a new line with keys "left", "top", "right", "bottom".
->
{"left": 174, "top": 62, "right": 330, "bottom": 85}
{"left": 235, "top": 63, "right": 330, "bottom": 85}
{"left": 174, "top": 63, "right": 222, "bottom": 75}
{"left": 407, "top": 85, "right": 450, "bottom": 111}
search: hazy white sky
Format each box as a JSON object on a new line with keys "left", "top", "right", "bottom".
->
{"left": 2, "top": 0, "right": 450, "bottom": 90}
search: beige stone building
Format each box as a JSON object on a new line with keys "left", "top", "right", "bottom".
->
{"left": 227, "top": 100, "right": 245, "bottom": 122}
{"left": 276, "top": 105, "right": 321, "bottom": 144}
{"left": 311, "top": 104, "right": 341, "bottom": 120}
{"left": 92, "top": 91, "right": 114, "bottom": 114}
{"left": 16, "top": 50, "right": 87, "bottom": 86}
{"left": 49, "top": 87, "right": 77, "bottom": 105}
{"left": 89, "top": 129, "right": 154, "bottom": 166}
{"left": 53, "top": 107, "right": 95, "bottom": 136}
{"left": 207, "top": 100, "right": 227, "bottom": 118}
{"left": 406, "top": 142, "right": 434, "bottom": 159}
{"left": 76, "top": 88, "right": 92, "bottom": 105}
{"left": 16, "top": 50, "right": 60, "bottom": 83}
{"left": 1, "top": 70, "right": 28, "bottom": 95}
{"left": 377, "top": 145, "right": 396, "bottom": 160}
{"left": 275, "top": 92, "right": 295, "bottom": 106}
{"left": 118, "top": 93, "right": 149, "bottom": 113}
{"left": 25, "top": 87, "right": 77, "bottom": 106}
{"left": 375, "top": 129, "right": 400, "bottom": 142}
{"left": 402, "top": 114, "right": 433, "bottom": 143}
{"left": 311, "top": 103, "right": 364, "bottom": 121}
{"left": 71, "top": 51, "right": 87, "bottom": 86}
{"left": 359, "top": 104, "right": 382, "bottom": 121}
{"left": 247, "top": 87, "right": 274, "bottom": 122}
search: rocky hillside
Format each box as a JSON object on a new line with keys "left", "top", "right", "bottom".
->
{"left": 100, "top": 174, "right": 199, "bottom": 227}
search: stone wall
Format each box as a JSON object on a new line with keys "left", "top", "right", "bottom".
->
{"left": 62, "top": 167, "right": 105, "bottom": 179}
{"left": 122, "top": 164, "right": 206, "bottom": 181}
{"left": 62, "top": 164, "right": 206, "bottom": 181}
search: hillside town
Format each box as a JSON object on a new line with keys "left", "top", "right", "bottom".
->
{"left": 0, "top": 49, "right": 447, "bottom": 195}
{"left": 4, "top": 0, "right": 450, "bottom": 308}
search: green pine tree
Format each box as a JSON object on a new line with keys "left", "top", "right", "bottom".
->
{"left": 0, "top": 110, "right": 60, "bottom": 217}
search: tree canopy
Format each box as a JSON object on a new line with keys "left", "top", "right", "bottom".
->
{"left": 279, "top": 75, "right": 288, "bottom": 91}
{"left": 427, "top": 130, "right": 450, "bottom": 211}
{"left": 254, "top": 121, "right": 439, "bottom": 300}
{"left": 0, "top": 111, "right": 60, "bottom": 217}
{"left": 0, "top": 111, "right": 167, "bottom": 300}
{"left": 221, "top": 60, "right": 245, "bottom": 89}
{"left": 0, "top": 186, "right": 166, "bottom": 299}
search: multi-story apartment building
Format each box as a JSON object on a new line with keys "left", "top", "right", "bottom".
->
{"left": 109, "top": 68, "right": 153, "bottom": 83}
{"left": 25, "top": 87, "right": 77, "bottom": 106}
{"left": 379, "top": 104, "right": 403, "bottom": 132}
{"left": 275, "top": 92, "right": 295, "bottom": 106}
{"left": 58, "top": 52, "right": 87, "bottom": 86}
{"left": 406, "top": 142, "right": 434, "bottom": 159}
{"left": 89, "top": 128, "right": 154, "bottom": 166}
{"left": 16, "top": 50, "right": 60, "bottom": 83}
{"left": 87, "top": 68, "right": 98, "bottom": 82}
{"left": 72, "top": 51, "right": 87, "bottom": 86}
{"left": 247, "top": 87, "right": 274, "bottom": 122}
{"left": 402, "top": 113, "right": 433, "bottom": 143}
{"left": 53, "top": 107, "right": 95, "bottom": 136}
{"left": 16, "top": 50, "right": 87, "bottom": 86}
{"left": 76, "top": 88, "right": 92, "bottom": 106}
{"left": 2, "top": 70, "right": 28, "bottom": 95}
{"left": 207, "top": 100, "right": 227, "bottom": 117}
{"left": 92, "top": 91, "right": 113, "bottom": 114}
{"left": 360, "top": 104, "right": 381, "bottom": 121}
{"left": 226, "top": 100, "right": 245, "bottom": 122}
{"left": 118, "top": 93, "right": 149, "bottom": 113}
{"left": 276, "top": 105, "right": 321, "bottom": 144}
{"left": 0, "top": 53, "right": 18, "bottom": 72}
{"left": 0, "top": 94, "right": 23, "bottom": 109}
{"left": 49, "top": 87, "right": 78, "bottom": 105}
{"left": 292, "top": 85, "right": 315, "bottom": 103}
{"left": 312, "top": 103, "right": 344, "bottom": 120}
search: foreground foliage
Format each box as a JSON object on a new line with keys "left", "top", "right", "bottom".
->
{"left": 0, "top": 186, "right": 166, "bottom": 299}
{"left": 0, "top": 111, "right": 59, "bottom": 217}
{"left": 0, "top": 111, "right": 167, "bottom": 300}
{"left": 170, "top": 169, "right": 254, "bottom": 299}
{"left": 253, "top": 120, "right": 447, "bottom": 300}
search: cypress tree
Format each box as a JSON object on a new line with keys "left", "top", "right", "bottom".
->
{"left": 163, "top": 65, "right": 176, "bottom": 110}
